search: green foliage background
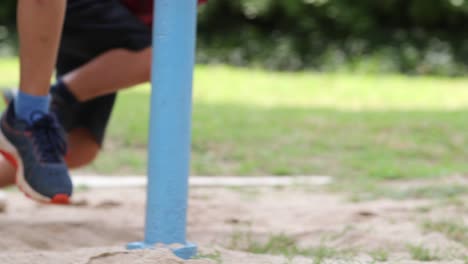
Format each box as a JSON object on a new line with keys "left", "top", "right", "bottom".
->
{"left": 197, "top": 0, "right": 468, "bottom": 74}
{"left": 0, "top": 0, "right": 16, "bottom": 56}
{"left": 3, "top": 0, "right": 468, "bottom": 74}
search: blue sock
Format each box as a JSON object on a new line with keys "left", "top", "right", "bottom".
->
{"left": 14, "top": 91, "right": 51, "bottom": 124}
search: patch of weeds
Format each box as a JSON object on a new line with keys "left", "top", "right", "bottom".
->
{"left": 396, "top": 185, "right": 468, "bottom": 200}
{"left": 327, "top": 225, "right": 354, "bottom": 241}
{"left": 438, "top": 197, "right": 468, "bottom": 212}
{"left": 337, "top": 180, "right": 382, "bottom": 202}
{"left": 348, "top": 184, "right": 468, "bottom": 202}
{"left": 273, "top": 185, "right": 286, "bottom": 191}
{"left": 422, "top": 219, "right": 468, "bottom": 247}
{"left": 228, "top": 230, "right": 253, "bottom": 250}
{"left": 227, "top": 186, "right": 261, "bottom": 201}
{"left": 311, "top": 245, "right": 340, "bottom": 264}
{"left": 234, "top": 232, "right": 351, "bottom": 263}
{"left": 415, "top": 206, "right": 432, "bottom": 213}
{"left": 369, "top": 248, "right": 389, "bottom": 262}
{"left": 194, "top": 251, "right": 222, "bottom": 264}
{"left": 407, "top": 244, "right": 440, "bottom": 261}
{"left": 246, "top": 233, "right": 303, "bottom": 257}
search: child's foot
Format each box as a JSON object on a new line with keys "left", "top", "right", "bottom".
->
{"left": 0, "top": 102, "right": 72, "bottom": 204}
{"left": 2, "top": 89, "right": 80, "bottom": 131}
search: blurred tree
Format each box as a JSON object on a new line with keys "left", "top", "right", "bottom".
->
{"left": 0, "top": 0, "right": 15, "bottom": 26}
{"left": 197, "top": 0, "right": 468, "bottom": 74}
{"left": 0, "top": 0, "right": 16, "bottom": 56}
{"left": 2, "top": 0, "right": 468, "bottom": 74}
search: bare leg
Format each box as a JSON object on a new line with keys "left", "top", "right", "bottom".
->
{"left": 18, "top": 0, "right": 66, "bottom": 96}
{"left": 0, "top": 158, "right": 15, "bottom": 188}
{"left": 66, "top": 128, "right": 100, "bottom": 168}
{"left": 63, "top": 48, "right": 152, "bottom": 101}
{"left": 0, "top": 47, "right": 151, "bottom": 186}
{"left": 2, "top": 17, "right": 151, "bottom": 185}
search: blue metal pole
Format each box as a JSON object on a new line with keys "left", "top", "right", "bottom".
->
{"left": 127, "top": 0, "right": 198, "bottom": 259}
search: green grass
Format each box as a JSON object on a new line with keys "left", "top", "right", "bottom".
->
{"left": 347, "top": 182, "right": 468, "bottom": 202}
{"left": 246, "top": 233, "right": 310, "bottom": 257}
{"left": 422, "top": 219, "right": 468, "bottom": 247}
{"left": 369, "top": 249, "right": 389, "bottom": 262}
{"left": 408, "top": 245, "right": 440, "bottom": 261}
{"left": 1, "top": 57, "right": 468, "bottom": 180}
{"left": 407, "top": 244, "right": 440, "bottom": 261}
{"left": 194, "top": 251, "right": 223, "bottom": 264}
{"left": 228, "top": 232, "right": 350, "bottom": 263}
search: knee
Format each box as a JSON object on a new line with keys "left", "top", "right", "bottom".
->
{"left": 66, "top": 144, "right": 100, "bottom": 169}
{"left": 0, "top": 156, "right": 16, "bottom": 188}
{"left": 65, "top": 128, "right": 101, "bottom": 169}
{"left": 135, "top": 48, "right": 152, "bottom": 82}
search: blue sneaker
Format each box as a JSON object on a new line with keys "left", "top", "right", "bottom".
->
{"left": 0, "top": 102, "right": 72, "bottom": 204}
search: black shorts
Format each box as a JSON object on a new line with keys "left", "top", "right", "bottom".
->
{"left": 56, "top": 0, "right": 152, "bottom": 145}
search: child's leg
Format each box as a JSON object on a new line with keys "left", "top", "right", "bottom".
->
{"left": 0, "top": 158, "right": 15, "bottom": 188}
{"left": 16, "top": 0, "right": 66, "bottom": 119}
{"left": 0, "top": 0, "right": 72, "bottom": 203}
{"left": 48, "top": 0, "right": 153, "bottom": 167}
{"left": 63, "top": 47, "right": 151, "bottom": 102}
{"left": 0, "top": 0, "right": 67, "bottom": 190}
{"left": 66, "top": 128, "right": 100, "bottom": 168}
{"left": 18, "top": 0, "right": 65, "bottom": 96}
{"left": 54, "top": 0, "right": 153, "bottom": 103}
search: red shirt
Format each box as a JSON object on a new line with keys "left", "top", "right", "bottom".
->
{"left": 122, "top": 0, "right": 207, "bottom": 26}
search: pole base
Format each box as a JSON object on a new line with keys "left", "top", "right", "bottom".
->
{"left": 126, "top": 241, "right": 197, "bottom": 260}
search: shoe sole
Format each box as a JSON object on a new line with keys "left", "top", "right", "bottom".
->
{"left": 0, "top": 92, "right": 70, "bottom": 204}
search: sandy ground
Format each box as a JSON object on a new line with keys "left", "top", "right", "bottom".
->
{"left": 0, "top": 180, "right": 466, "bottom": 264}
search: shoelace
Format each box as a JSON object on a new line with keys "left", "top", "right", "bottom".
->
{"left": 29, "top": 112, "right": 68, "bottom": 163}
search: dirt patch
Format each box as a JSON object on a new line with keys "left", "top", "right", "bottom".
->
{"left": 0, "top": 181, "right": 466, "bottom": 263}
